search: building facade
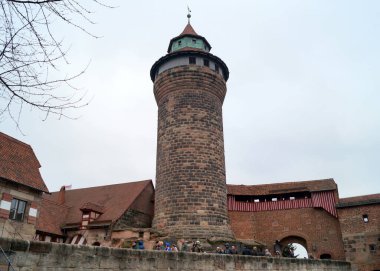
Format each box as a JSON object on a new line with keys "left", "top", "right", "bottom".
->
{"left": 227, "top": 179, "right": 346, "bottom": 260}
{"left": 0, "top": 132, "right": 49, "bottom": 240}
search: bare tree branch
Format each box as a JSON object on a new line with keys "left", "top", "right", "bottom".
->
{"left": 0, "top": 0, "right": 111, "bottom": 126}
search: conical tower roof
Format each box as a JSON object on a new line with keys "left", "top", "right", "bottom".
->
{"left": 167, "top": 23, "right": 211, "bottom": 53}
{"left": 180, "top": 23, "right": 198, "bottom": 36}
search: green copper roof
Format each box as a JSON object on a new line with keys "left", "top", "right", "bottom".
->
{"left": 167, "top": 23, "right": 211, "bottom": 53}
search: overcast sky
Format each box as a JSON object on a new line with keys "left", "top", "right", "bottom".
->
{"left": 1, "top": 0, "right": 379, "bottom": 198}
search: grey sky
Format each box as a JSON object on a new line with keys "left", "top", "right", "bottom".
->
{"left": 1, "top": 1, "right": 379, "bottom": 198}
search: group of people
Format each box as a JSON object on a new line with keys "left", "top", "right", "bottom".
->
{"left": 154, "top": 240, "right": 179, "bottom": 251}
{"left": 143, "top": 239, "right": 300, "bottom": 258}
{"left": 215, "top": 243, "right": 272, "bottom": 256}
{"left": 274, "top": 240, "right": 298, "bottom": 258}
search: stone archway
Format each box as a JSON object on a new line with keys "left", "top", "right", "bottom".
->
{"left": 280, "top": 235, "right": 308, "bottom": 258}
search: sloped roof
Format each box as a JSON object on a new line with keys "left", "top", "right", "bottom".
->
{"left": 42, "top": 180, "right": 153, "bottom": 227}
{"left": 227, "top": 179, "right": 337, "bottom": 196}
{"left": 36, "top": 198, "right": 69, "bottom": 236}
{"left": 337, "top": 193, "right": 380, "bottom": 208}
{"left": 0, "top": 132, "right": 49, "bottom": 193}
{"left": 180, "top": 23, "right": 198, "bottom": 35}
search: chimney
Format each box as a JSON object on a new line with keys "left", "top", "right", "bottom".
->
{"left": 58, "top": 186, "right": 65, "bottom": 204}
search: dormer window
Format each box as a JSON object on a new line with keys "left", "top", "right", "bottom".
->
{"left": 80, "top": 202, "right": 104, "bottom": 229}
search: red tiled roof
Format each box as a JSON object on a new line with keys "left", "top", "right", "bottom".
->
{"left": 227, "top": 179, "right": 337, "bottom": 196}
{"left": 43, "top": 180, "right": 153, "bottom": 227}
{"left": 339, "top": 194, "right": 380, "bottom": 204}
{"left": 0, "top": 132, "right": 49, "bottom": 193}
{"left": 180, "top": 23, "right": 198, "bottom": 36}
{"left": 36, "top": 198, "right": 68, "bottom": 236}
{"left": 80, "top": 202, "right": 104, "bottom": 214}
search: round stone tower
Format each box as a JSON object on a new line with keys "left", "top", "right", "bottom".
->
{"left": 150, "top": 22, "right": 233, "bottom": 240}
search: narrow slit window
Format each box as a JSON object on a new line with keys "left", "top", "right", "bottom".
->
{"left": 362, "top": 214, "right": 369, "bottom": 223}
{"left": 215, "top": 64, "right": 219, "bottom": 73}
{"left": 189, "top": 57, "right": 196, "bottom": 64}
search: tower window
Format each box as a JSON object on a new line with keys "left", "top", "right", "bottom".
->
{"left": 9, "top": 198, "right": 27, "bottom": 221}
{"left": 369, "top": 244, "right": 376, "bottom": 253}
{"left": 192, "top": 39, "right": 196, "bottom": 44}
{"left": 178, "top": 40, "right": 182, "bottom": 46}
{"left": 203, "top": 59, "right": 209, "bottom": 67}
{"left": 215, "top": 64, "right": 219, "bottom": 73}
{"left": 189, "top": 57, "right": 196, "bottom": 64}
{"left": 362, "top": 214, "right": 369, "bottom": 223}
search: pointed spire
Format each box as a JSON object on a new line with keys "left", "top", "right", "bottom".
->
{"left": 187, "top": 6, "right": 191, "bottom": 24}
{"left": 180, "top": 23, "right": 198, "bottom": 36}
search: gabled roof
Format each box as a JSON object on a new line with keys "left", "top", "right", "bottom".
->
{"left": 0, "top": 132, "right": 49, "bottom": 193}
{"left": 36, "top": 198, "right": 69, "bottom": 236}
{"left": 227, "top": 178, "right": 337, "bottom": 196}
{"left": 42, "top": 180, "right": 153, "bottom": 227}
{"left": 337, "top": 193, "right": 380, "bottom": 208}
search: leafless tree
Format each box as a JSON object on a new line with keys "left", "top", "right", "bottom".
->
{"left": 0, "top": 0, "right": 110, "bottom": 126}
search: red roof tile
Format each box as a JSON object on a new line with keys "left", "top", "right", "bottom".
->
{"left": 36, "top": 198, "right": 68, "bottom": 236}
{"left": 43, "top": 180, "right": 153, "bottom": 227}
{"left": 339, "top": 193, "right": 380, "bottom": 205}
{"left": 180, "top": 23, "right": 198, "bottom": 36}
{"left": 227, "top": 179, "right": 337, "bottom": 196}
{"left": 80, "top": 202, "right": 105, "bottom": 214}
{"left": 0, "top": 132, "right": 49, "bottom": 193}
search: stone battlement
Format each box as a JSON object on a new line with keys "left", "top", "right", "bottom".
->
{"left": 0, "top": 237, "right": 351, "bottom": 270}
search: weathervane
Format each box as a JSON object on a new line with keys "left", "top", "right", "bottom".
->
{"left": 187, "top": 6, "right": 191, "bottom": 23}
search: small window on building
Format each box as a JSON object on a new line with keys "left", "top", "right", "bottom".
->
{"left": 203, "top": 59, "right": 209, "bottom": 67}
{"left": 369, "top": 244, "right": 376, "bottom": 253}
{"left": 189, "top": 57, "right": 196, "bottom": 64}
{"left": 272, "top": 198, "right": 277, "bottom": 202}
{"left": 363, "top": 214, "right": 369, "bottom": 223}
{"left": 320, "top": 253, "right": 332, "bottom": 259}
{"left": 192, "top": 39, "right": 196, "bottom": 44}
{"left": 215, "top": 64, "right": 219, "bottom": 73}
{"left": 9, "top": 198, "right": 27, "bottom": 221}
{"left": 178, "top": 40, "right": 182, "bottom": 46}
{"left": 139, "top": 231, "right": 144, "bottom": 238}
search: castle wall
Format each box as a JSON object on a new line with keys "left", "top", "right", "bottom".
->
{"left": 0, "top": 237, "right": 351, "bottom": 271}
{"left": 338, "top": 204, "right": 380, "bottom": 271}
{"left": 229, "top": 207, "right": 346, "bottom": 260}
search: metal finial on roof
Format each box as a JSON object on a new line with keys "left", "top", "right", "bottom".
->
{"left": 187, "top": 6, "right": 191, "bottom": 23}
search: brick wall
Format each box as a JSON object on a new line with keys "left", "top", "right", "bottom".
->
{"left": 152, "top": 64, "right": 233, "bottom": 240}
{"left": 0, "top": 237, "right": 351, "bottom": 271}
{"left": 229, "top": 207, "right": 346, "bottom": 260}
{"left": 338, "top": 204, "right": 380, "bottom": 271}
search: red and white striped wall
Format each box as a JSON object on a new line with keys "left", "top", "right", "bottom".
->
{"left": 228, "top": 191, "right": 337, "bottom": 217}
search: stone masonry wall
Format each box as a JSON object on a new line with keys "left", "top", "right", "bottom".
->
{"left": 0, "top": 237, "right": 351, "bottom": 271}
{"left": 338, "top": 204, "right": 380, "bottom": 271}
{"left": 152, "top": 64, "right": 233, "bottom": 240}
{"left": 229, "top": 207, "right": 346, "bottom": 260}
